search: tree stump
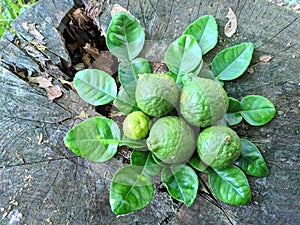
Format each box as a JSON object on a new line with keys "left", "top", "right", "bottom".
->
{"left": 0, "top": 0, "right": 299, "bottom": 224}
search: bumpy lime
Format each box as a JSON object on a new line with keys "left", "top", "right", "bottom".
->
{"left": 123, "top": 111, "right": 151, "bottom": 140}
{"left": 136, "top": 73, "right": 179, "bottom": 117}
{"left": 197, "top": 125, "right": 241, "bottom": 169}
{"left": 147, "top": 116, "right": 196, "bottom": 164}
{"left": 180, "top": 75, "right": 228, "bottom": 127}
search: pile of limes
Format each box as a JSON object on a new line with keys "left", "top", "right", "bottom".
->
{"left": 123, "top": 73, "right": 241, "bottom": 169}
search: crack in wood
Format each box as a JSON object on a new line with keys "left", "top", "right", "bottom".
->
{"left": 164, "top": 0, "right": 175, "bottom": 33}
{"left": 257, "top": 17, "right": 298, "bottom": 50}
{"left": 0, "top": 156, "right": 80, "bottom": 169}
{"left": 198, "top": 175, "right": 235, "bottom": 225}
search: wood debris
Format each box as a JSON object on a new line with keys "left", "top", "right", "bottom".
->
{"left": 59, "top": 77, "right": 76, "bottom": 91}
{"left": 259, "top": 55, "right": 273, "bottom": 63}
{"left": 224, "top": 7, "right": 237, "bottom": 37}
{"left": 111, "top": 4, "right": 130, "bottom": 17}
{"left": 38, "top": 133, "right": 43, "bottom": 145}
{"left": 71, "top": 8, "right": 90, "bottom": 29}
{"left": 85, "top": 0, "right": 104, "bottom": 27}
{"left": 28, "top": 75, "right": 62, "bottom": 101}
{"left": 22, "top": 22, "right": 45, "bottom": 43}
{"left": 47, "top": 85, "right": 62, "bottom": 101}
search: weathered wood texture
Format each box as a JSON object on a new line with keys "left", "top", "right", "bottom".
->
{"left": 0, "top": 0, "right": 299, "bottom": 224}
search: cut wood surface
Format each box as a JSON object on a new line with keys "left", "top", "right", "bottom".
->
{"left": 0, "top": 0, "right": 299, "bottom": 224}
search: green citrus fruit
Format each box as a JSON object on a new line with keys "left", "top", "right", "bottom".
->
{"left": 197, "top": 125, "right": 241, "bottom": 169}
{"left": 136, "top": 73, "right": 179, "bottom": 117}
{"left": 123, "top": 111, "right": 151, "bottom": 140}
{"left": 180, "top": 75, "right": 228, "bottom": 127}
{"left": 146, "top": 116, "right": 196, "bottom": 164}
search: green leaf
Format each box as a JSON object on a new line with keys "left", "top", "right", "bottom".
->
{"left": 188, "top": 153, "right": 210, "bottom": 173}
{"left": 198, "top": 69, "right": 224, "bottom": 86}
{"left": 240, "top": 95, "right": 276, "bottom": 126}
{"left": 208, "top": 165, "right": 251, "bottom": 205}
{"left": 151, "top": 154, "right": 170, "bottom": 168}
{"left": 183, "top": 15, "right": 218, "bottom": 54}
{"left": 212, "top": 42, "right": 254, "bottom": 81}
{"left": 130, "top": 151, "right": 160, "bottom": 176}
{"left": 110, "top": 165, "right": 154, "bottom": 215}
{"left": 164, "top": 35, "right": 202, "bottom": 75}
{"left": 234, "top": 139, "right": 269, "bottom": 177}
{"left": 162, "top": 165, "right": 199, "bottom": 206}
{"left": 73, "top": 69, "right": 117, "bottom": 106}
{"left": 225, "top": 97, "right": 243, "bottom": 126}
{"left": 64, "top": 116, "right": 121, "bottom": 162}
{"left": 120, "top": 136, "right": 147, "bottom": 149}
{"left": 165, "top": 71, "right": 177, "bottom": 82}
{"left": 106, "top": 12, "right": 145, "bottom": 60}
{"left": 113, "top": 88, "right": 139, "bottom": 115}
{"left": 190, "top": 60, "right": 203, "bottom": 76}
{"left": 118, "top": 58, "right": 151, "bottom": 94}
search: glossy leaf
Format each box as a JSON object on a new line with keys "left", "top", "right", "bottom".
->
{"left": 188, "top": 153, "right": 210, "bottom": 173}
{"left": 118, "top": 58, "right": 151, "bottom": 94}
{"left": 130, "top": 150, "right": 160, "bottom": 176}
{"left": 225, "top": 97, "right": 243, "bottom": 126}
{"left": 151, "top": 154, "right": 170, "bottom": 168}
{"left": 64, "top": 116, "right": 121, "bottom": 162}
{"left": 73, "top": 69, "right": 117, "bottom": 106}
{"left": 120, "top": 136, "right": 147, "bottom": 149}
{"left": 162, "top": 165, "right": 199, "bottom": 206}
{"left": 166, "top": 71, "right": 177, "bottom": 82}
{"left": 198, "top": 69, "right": 215, "bottom": 80}
{"left": 113, "top": 88, "right": 139, "bottom": 115}
{"left": 234, "top": 139, "right": 269, "bottom": 177}
{"left": 106, "top": 12, "right": 145, "bottom": 60}
{"left": 110, "top": 165, "right": 154, "bottom": 215}
{"left": 183, "top": 15, "right": 218, "bottom": 54}
{"left": 190, "top": 59, "right": 203, "bottom": 76}
{"left": 208, "top": 165, "right": 251, "bottom": 205}
{"left": 198, "top": 69, "right": 224, "bottom": 86}
{"left": 164, "top": 35, "right": 202, "bottom": 75}
{"left": 212, "top": 42, "right": 254, "bottom": 81}
{"left": 240, "top": 95, "right": 276, "bottom": 126}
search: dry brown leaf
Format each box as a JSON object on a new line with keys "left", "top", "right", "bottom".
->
{"left": 91, "top": 51, "right": 116, "bottom": 74}
{"left": 46, "top": 85, "right": 62, "bottom": 101}
{"left": 224, "top": 8, "right": 237, "bottom": 38}
{"left": 259, "top": 55, "right": 273, "bottom": 63}
{"left": 29, "top": 76, "right": 62, "bottom": 101}
{"left": 28, "top": 76, "right": 52, "bottom": 88}
{"left": 24, "top": 45, "right": 49, "bottom": 66}
{"left": 292, "top": 4, "right": 300, "bottom": 11}
{"left": 111, "top": 4, "right": 130, "bottom": 17}
{"left": 84, "top": 43, "right": 101, "bottom": 59}
{"left": 72, "top": 8, "right": 90, "bottom": 29}
{"left": 85, "top": 0, "right": 104, "bottom": 27}
{"left": 59, "top": 77, "right": 76, "bottom": 91}
{"left": 22, "top": 22, "right": 45, "bottom": 43}
{"left": 247, "top": 67, "right": 255, "bottom": 74}
{"left": 82, "top": 53, "right": 92, "bottom": 67}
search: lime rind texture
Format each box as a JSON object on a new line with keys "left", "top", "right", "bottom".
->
{"left": 180, "top": 77, "right": 228, "bottom": 127}
{"left": 147, "top": 116, "right": 196, "bottom": 164}
{"left": 197, "top": 126, "right": 241, "bottom": 169}
{"left": 136, "top": 74, "right": 180, "bottom": 117}
{"left": 123, "top": 111, "right": 151, "bottom": 140}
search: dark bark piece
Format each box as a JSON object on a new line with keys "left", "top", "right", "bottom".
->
{"left": 10, "top": 0, "right": 73, "bottom": 66}
{"left": 0, "top": 0, "right": 299, "bottom": 224}
{"left": 0, "top": 35, "right": 40, "bottom": 73}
